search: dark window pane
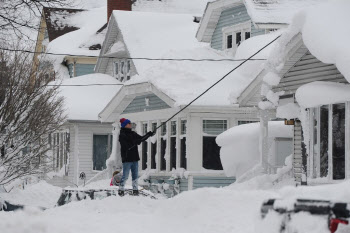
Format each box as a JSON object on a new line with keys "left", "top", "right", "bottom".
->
{"left": 93, "top": 135, "right": 109, "bottom": 171}
{"left": 161, "top": 123, "right": 166, "bottom": 136}
{"left": 236, "top": 32, "right": 242, "bottom": 46}
{"left": 171, "top": 121, "right": 176, "bottom": 136}
{"left": 238, "top": 120, "right": 257, "bottom": 125}
{"left": 181, "top": 120, "right": 187, "bottom": 135}
{"left": 227, "top": 35, "right": 232, "bottom": 49}
{"left": 245, "top": 31, "right": 250, "bottom": 40}
{"left": 180, "top": 137, "right": 187, "bottom": 169}
{"left": 170, "top": 137, "right": 176, "bottom": 170}
{"left": 202, "top": 136, "right": 223, "bottom": 170}
{"left": 160, "top": 138, "right": 166, "bottom": 171}
{"left": 332, "top": 104, "right": 345, "bottom": 180}
{"left": 151, "top": 141, "right": 157, "bottom": 169}
{"left": 142, "top": 141, "right": 148, "bottom": 170}
{"left": 320, "top": 106, "right": 328, "bottom": 177}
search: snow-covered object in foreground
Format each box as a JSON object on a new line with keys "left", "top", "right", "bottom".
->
{"left": 54, "top": 73, "right": 122, "bottom": 121}
{"left": 296, "top": 81, "right": 350, "bottom": 108}
{"left": 216, "top": 122, "right": 293, "bottom": 177}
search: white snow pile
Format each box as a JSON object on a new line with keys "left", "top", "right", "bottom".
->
{"left": 276, "top": 103, "right": 300, "bottom": 120}
{"left": 244, "top": 0, "right": 326, "bottom": 25}
{"left": 0, "top": 181, "right": 62, "bottom": 208}
{"left": 296, "top": 81, "right": 350, "bottom": 108}
{"left": 115, "top": 8, "right": 280, "bottom": 106}
{"left": 2, "top": 179, "right": 350, "bottom": 233}
{"left": 133, "top": 0, "right": 213, "bottom": 15}
{"left": 54, "top": 73, "right": 122, "bottom": 121}
{"left": 216, "top": 121, "right": 293, "bottom": 177}
{"left": 260, "top": 0, "right": 350, "bottom": 109}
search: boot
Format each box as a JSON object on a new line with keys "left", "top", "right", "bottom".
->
{"left": 133, "top": 190, "right": 139, "bottom": 196}
{"left": 118, "top": 190, "right": 124, "bottom": 197}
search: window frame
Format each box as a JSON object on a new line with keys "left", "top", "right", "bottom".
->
{"left": 308, "top": 102, "right": 350, "bottom": 180}
{"left": 201, "top": 118, "right": 228, "bottom": 170}
{"left": 222, "top": 21, "right": 251, "bottom": 50}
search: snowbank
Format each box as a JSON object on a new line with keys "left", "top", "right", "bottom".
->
{"left": 296, "top": 81, "right": 350, "bottom": 108}
{"left": 55, "top": 73, "right": 122, "bottom": 121}
{"left": 0, "top": 181, "right": 62, "bottom": 208}
{"left": 216, "top": 121, "right": 293, "bottom": 177}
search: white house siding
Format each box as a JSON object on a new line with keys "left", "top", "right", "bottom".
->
{"left": 275, "top": 48, "right": 348, "bottom": 184}
{"left": 55, "top": 122, "right": 113, "bottom": 187}
{"left": 210, "top": 4, "right": 265, "bottom": 50}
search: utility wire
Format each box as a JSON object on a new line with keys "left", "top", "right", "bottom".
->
{"left": 128, "top": 35, "right": 281, "bottom": 149}
{"left": 154, "top": 36, "right": 281, "bottom": 132}
{"left": 0, "top": 84, "right": 124, "bottom": 87}
{"left": 0, "top": 47, "right": 267, "bottom": 62}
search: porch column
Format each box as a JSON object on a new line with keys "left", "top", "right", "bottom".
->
{"left": 259, "top": 110, "right": 269, "bottom": 173}
{"left": 106, "top": 122, "right": 122, "bottom": 178}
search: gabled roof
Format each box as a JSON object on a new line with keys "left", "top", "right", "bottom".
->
{"left": 43, "top": 7, "right": 84, "bottom": 42}
{"left": 196, "top": 0, "right": 325, "bottom": 42}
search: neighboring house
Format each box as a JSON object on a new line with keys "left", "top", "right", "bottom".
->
{"left": 45, "top": 74, "right": 122, "bottom": 187}
{"left": 257, "top": 1, "right": 349, "bottom": 185}
{"left": 95, "top": 9, "right": 285, "bottom": 195}
{"left": 34, "top": 7, "right": 106, "bottom": 79}
{"left": 196, "top": 0, "right": 323, "bottom": 54}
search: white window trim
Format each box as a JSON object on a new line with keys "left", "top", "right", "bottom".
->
{"left": 222, "top": 21, "right": 251, "bottom": 51}
{"left": 201, "top": 118, "right": 229, "bottom": 170}
{"left": 308, "top": 102, "right": 350, "bottom": 181}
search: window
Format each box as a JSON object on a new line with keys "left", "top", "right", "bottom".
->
{"left": 142, "top": 123, "right": 148, "bottom": 170}
{"left": 151, "top": 122, "right": 157, "bottom": 169}
{"left": 114, "top": 62, "right": 119, "bottom": 79}
{"left": 160, "top": 122, "right": 167, "bottom": 171}
{"left": 93, "top": 134, "right": 112, "bottom": 171}
{"left": 222, "top": 21, "right": 251, "bottom": 50}
{"left": 227, "top": 35, "right": 233, "bottom": 49}
{"left": 202, "top": 120, "right": 227, "bottom": 170}
{"left": 332, "top": 104, "right": 345, "bottom": 180}
{"left": 309, "top": 103, "right": 346, "bottom": 180}
{"left": 238, "top": 120, "right": 258, "bottom": 125}
{"left": 320, "top": 105, "right": 329, "bottom": 177}
{"left": 51, "top": 132, "right": 70, "bottom": 174}
{"left": 127, "top": 60, "right": 131, "bottom": 81}
{"left": 180, "top": 120, "right": 187, "bottom": 169}
{"left": 170, "top": 121, "right": 177, "bottom": 170}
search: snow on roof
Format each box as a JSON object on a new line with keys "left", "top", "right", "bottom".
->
{"left": 125, "top": 31, "right": 279, "bottom": 106}
{"left": 295, "top": 81, "right": 350, "bottom": 109}
{"left": 216, "top": 121, "right": 293, "bottom": 177}
{"left": 47, "top": 7, "right": 107, "bottom": 56}
{"left": 56, "top": 74, "right": 122, "bottom": 121}
{"left": 261, "top": 0, "right": 350, "bottom": 104}
{"left": 132, "top": 0, "right": 213, "bottom": 15}
{"left": 244, "top": 0, "right": 326, "bottom": 25}
{"left": 113, "top": 10, "right": 207, "bottom": 74}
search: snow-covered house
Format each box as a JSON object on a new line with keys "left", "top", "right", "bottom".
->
{"left": 196, "top": 0, "right": 322, "bottom": 55}
{"left": 257, "top": 1, "right": 350, "bottom": 185}
{"left": 46, "top": 74, "right": 122, "bottom": 187}
{"left": 34, "top": 6, "right": 107, "bottom": 79}
{"left": 94, "top": 6, "right": 292, "bottom": 194}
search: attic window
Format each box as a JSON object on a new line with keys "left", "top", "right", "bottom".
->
{"left": 222, "top": 21, "right": 251, "bottom": 50}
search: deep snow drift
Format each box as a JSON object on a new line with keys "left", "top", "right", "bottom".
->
{"left": 2, "top": 178, "right": 350, "bottom": 233}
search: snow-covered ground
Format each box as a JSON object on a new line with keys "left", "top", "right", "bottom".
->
{"left": 1, "top": 178, "right": 350, "bottom": 233}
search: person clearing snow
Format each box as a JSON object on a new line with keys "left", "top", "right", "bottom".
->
{"left": 118, "top": 118, "right": 154, "bottom": 196}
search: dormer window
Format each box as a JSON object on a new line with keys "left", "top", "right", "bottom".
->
{"left": 223, "top": 21, "right": 251, "bottom": 50}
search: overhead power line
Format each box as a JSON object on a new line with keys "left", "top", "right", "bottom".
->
{"left": 0, "top": 47, "right": 267, "bottom": 62}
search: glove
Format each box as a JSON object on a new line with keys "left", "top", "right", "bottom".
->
{"left": 146, "top": 131, "right": 155, "bottom": 137}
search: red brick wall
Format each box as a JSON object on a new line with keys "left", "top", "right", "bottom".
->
{"left": 107, "top": 0, "right": 132, "bottom": 21}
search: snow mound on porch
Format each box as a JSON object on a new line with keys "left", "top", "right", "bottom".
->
{"left": 296, "top": 81, "right": 350, "bottom": 108}
{"left": 54, "top": 73, "right": 122, "bottom": 121}
{"left": 216, "top": 121, "right": 293, "bottom": 177}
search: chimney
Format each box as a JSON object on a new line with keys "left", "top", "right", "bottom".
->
{"left": 108, "top": 0, "right": 132, "bottom": 21}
